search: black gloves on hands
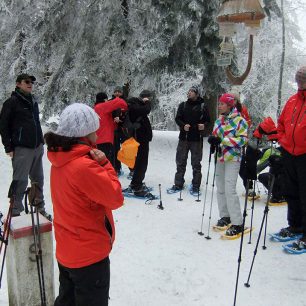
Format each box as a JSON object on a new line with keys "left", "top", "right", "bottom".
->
{"left": 208, "top": 135, "right": 221, "bottom": 146}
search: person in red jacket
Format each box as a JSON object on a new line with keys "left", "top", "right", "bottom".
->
{"left": 276, "top": 66, "right": 306, "bottom": 251}
{"left": 94, "top": 92, "right": 127, "bottom": 169}
{"left": 44, "top": 103, "right": 124, "bottom": 306}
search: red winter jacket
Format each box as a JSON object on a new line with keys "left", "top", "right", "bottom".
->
{"left": 48, "top": 143, "right": 124, "bottom": 268}
{"left": 241, "top": 105, "right": 251, "bottom": 128}
{"left": 94, "top": 97, "right": 127, "bottom": 145}
{"left": 277, "top": 90, "right": 306, "bottom": 156}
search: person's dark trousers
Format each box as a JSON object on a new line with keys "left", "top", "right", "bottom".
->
{"left": 131, "top": 141, "right": 149, "bottom": 188}
{"left": 54, "top": 257, "right": 110, "bottom": 306}
{"left": 174, "top": 140, "right": 202, "bottom": 188}
{"left": 282, "top": 150, "right": 306, "bottom": 234}
{"left": 258, "top": 172, "right": 284, "bottom": 199}
{"left": 97, "top": 143, "right": 115, "bottom": 168}
{"left": 12, "top": 144, "right": 45, "bottom": 215}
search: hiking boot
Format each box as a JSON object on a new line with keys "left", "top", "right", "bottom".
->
{"left": 269, "top": 196, "right": 287, "bottom": 204}
{"left": 278, "top": 226, "right": 302, "bottom": 238}
{"left": 192, "top": 186, "right": 200, "bottom": 194}
{"left": 289, "top": 239, "right": 306, "bottom": 251}
{"left": 225, "top": 224, "right": 243, "bottom": 236}
{"left": 130, "top": 183, "right": 150, "bottom": 192}
{"left": 169, "top": 185, "right": 183, "bottom": 192}
{"left": 216, "top": 217, "right": 231, "bottom": 228}
{"left": 37, "top": 208, "right": 53, "bottom": 222}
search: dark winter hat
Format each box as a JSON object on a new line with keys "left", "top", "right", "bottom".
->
{"left": 113, "top": 86, "right": 123, "bottom": 93}
{"left": 16, "top": 73, "right": 36, "bottom": 83}
{"left": 56, "top": 103, "right": 100, "bottom": 138}
{"left": 96, "top": 92, "right": 108, "bottom": 103}
{"left": 139, "top": 90, "right": 152, "bottom": 98}
{"left": 219, "top": 93, "right": 235, "bottom": 108}
{"left": 295, "top": 66, "right": 306, "bottom": 83}
{"left": 189, "top": 86, "right": 201, "bottom": 95}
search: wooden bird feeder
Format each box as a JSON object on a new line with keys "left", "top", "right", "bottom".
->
{"left": 216, "top": 0, "right": 266, "bottom": 85}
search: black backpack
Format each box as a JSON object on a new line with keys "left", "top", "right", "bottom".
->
{"left": 120, "top": 110, "right": 142, "bottom": 138}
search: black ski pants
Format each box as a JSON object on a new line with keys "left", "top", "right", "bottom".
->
{"left": 54, "top": 257, "right": 110, "bottom": 306}
{"left": 97, "top": 143, "right": 115, "bottom": 169}
{"left": 282, "top": 150, "right": 306, "bottom": 234}
{"left": 131, "top": 141, "right": 149, "bottom": 188}
{"left": 174, "top": 139, "right": 202, "bottom": 188}
{"left": 113, "top": 129, "right": 128, "bottom": 173}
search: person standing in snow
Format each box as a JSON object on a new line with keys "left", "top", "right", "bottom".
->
{"left": 45, "top": 103, "right": 124, "bottom": 306}
{"left": 0, "top": 73, "right": 50, "bottom": 219}
{"left": 126, "top": 90, "right": 153, "bottom": 197}
{"left": 275, "top": 66, "right": 306, "bottom": 251}
{"left": 94, "top": 91, "right": 127, "bottom": 169}
{"left": 168, "top": 86, "right": 210, "bottom": 194}
{"left": 208, "top": 93, "right": 248, "bottom": 237}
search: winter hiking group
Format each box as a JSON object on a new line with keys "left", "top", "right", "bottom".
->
{"left": 0, "top": 67, "right": 305, "bottom": 306}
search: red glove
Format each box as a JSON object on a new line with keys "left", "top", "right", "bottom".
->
{"left": 259, "top": 117, "right": 277, "bottom": 135}
{"left": 253, "top": 127, "right": 263, "bottom": 139}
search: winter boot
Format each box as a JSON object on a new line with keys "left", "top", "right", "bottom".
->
{"left": 225, "top": 224, "right": 243, "bottom": 237}
{"left": 278, "top": 226, "right": 303, "bottom": 238}
{"left": 213, "top": 217, "right": 231, "bottom": 231}
{"left": 269, "top": 196, "right": 287, "bottom": 206}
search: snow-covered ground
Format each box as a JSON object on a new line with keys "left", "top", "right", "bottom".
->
{"left": 0, "top": 130, "right": 305, "bottom": 306}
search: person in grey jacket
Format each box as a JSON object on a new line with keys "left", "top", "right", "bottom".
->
{"left": 0, "top": 74, "right": 50, "bottom": 219}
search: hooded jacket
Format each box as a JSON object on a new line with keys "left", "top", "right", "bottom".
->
{"left": 175, "top": 97, "right": 210, "bottom": 141}
{"left": 277, "top": 90, "right": 306, "bottom": 156}
{"left": 212, "top": 109, "right": 248, "bottom": 162}
{"left": 0, "top": 90, "right": 43, "bottom": 153}
{"left": 127, "top": 97, "right": 153, "bottom": 143}
{"left": 94, "top": 97, "right": 127, "bottom": 145}
{"left": 48, "top": 143, "right": 124, "bottom": 268}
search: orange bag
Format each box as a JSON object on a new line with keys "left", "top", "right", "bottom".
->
{"left": 117, "top": 137, "right": 140, "bottom": 168}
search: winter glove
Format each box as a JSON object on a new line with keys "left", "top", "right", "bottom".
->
{"left": 208, "top": 135, "right": 221, "bottom": 146}
{"left": 258, "top": 117, "right": 277, "bottom": 135}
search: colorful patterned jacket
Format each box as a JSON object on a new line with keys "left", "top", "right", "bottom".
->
{"left": 212, "top": 109, "right": 248, "bottom": 162}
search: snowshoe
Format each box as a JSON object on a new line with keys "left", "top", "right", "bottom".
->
{"left": 166, "top": 185, "right": 183, "bottom": 194}
{"left": 221, "top": 225, "right": 252, "bottom": 240}
{"left": 283, "top": 240, "right": 306, "bottom": 254}
{"left": 268, "top": 197, "right": 287, "bottom": 206}
{"left": 189, "top": 185, "right": 201, "bottom": 197}
{"left": 122, "top": 185, "right": 157, "bottom": 201}
{"left": 213, "top": 217, "right": 231, "bottom": 232}
{"left": 270, "top": 227, "right": 303, "bottom": 242}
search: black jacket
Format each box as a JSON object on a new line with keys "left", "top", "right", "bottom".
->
{"left": 127, "top": 97, "right": 152, "bottom": 143}
{"left": 0, "top": 90, "right": 44, "bottom": 153}
{"left": 175, "top": 97, "right": 210, "bottom": 141}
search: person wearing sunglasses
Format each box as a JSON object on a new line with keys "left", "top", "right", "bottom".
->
{"left": 0, "top": 73, "right": 51, "bottom": 220}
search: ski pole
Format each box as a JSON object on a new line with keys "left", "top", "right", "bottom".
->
{"left": 205, "top": 146, "right": 219, "bottom": 240}
{"left": 178, "top": 189, "right": 183, "bottom": 202}
{"left": 198, "top": 145, "right": 213, "bottom": 236}
{"left": 233, "top": 176, "right": 250, "bottom": 306}
{"left": 157, "top": 184, "right": 164, "bottom": 210}
{"left": 244, "top": 174, "right": 275, "bottom": 288}
{"left": 28, "top": 184, "right": 47, "bottom": 306}
{"left": 0, "top": 181, "right": 17, "bottom": 288}
{"left": 248, "top": 180, "right": 256, "bottom": 244}
{"left": 195, "top": 135, "right": 204, "bottom": 203}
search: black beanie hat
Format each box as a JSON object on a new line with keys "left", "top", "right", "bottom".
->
{"left": 139, "top": 90, "right": 152, "bottom": 98}
{"left": 96, "top": 92, "right": 108, "bottom": 103}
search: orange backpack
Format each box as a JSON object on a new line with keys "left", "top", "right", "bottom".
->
{"left": 117, "top": 137, "right": 140, "bottom": 168}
